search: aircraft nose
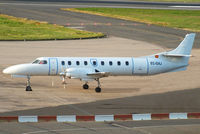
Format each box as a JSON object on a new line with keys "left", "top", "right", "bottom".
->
{"left": 2, "top": 68, "right": 7, "bottom": 74}
{"left": 3, "top": 67, "right": 13, "bottom": 74}
{"left": 3, "top": 65, "right": 23, "bottom": 75}
{"left": 2, "top": 64, "right": 36, "bottom": 75}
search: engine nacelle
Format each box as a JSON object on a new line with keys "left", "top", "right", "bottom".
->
{"left": 66, "top": 68, "right": 95, "bottom": 80}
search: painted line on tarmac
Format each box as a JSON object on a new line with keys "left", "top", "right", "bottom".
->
{"left": 110, "top": 123, "right": 131, "bottom": 129}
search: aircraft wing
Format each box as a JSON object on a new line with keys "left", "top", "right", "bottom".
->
{"left": 87, "top": 72, "right": 110, "bottom": 78}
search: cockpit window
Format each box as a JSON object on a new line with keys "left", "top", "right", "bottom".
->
{"left": 32, "top": 60, "right": 47, "bottom": 64}
{"left": 39, "top": 60, "right": 47, "bottom": 64}
{"left": 32, "top": 60, "right": 40, "bottom": 64}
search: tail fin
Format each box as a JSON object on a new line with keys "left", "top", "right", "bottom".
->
{"left": 160, "top": 33, "right": 196, "bottom": 73}
{"left": 167, "top": 33, "right": 196, "bottom": 56}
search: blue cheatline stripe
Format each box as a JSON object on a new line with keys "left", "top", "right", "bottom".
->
{"left": 48, "top": 58, "right": 50, "bottom": 76}
{"left": 146, "top": 58, "right": 149, "bottom": 75}
{"left": 56, "top": 58, "right": 58, "bottom": 75}
{"left": 131, "top": 57, "right": 134, "bottom": 75}
{"left": 48, "top": 58, "right": 58, "bottom": 75}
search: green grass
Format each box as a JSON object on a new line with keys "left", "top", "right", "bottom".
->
{"left": 63, "top": 8, "right": 200, "bottom": 32}
{"left": 0, "top": 14, "right": 104, "bottom": 41}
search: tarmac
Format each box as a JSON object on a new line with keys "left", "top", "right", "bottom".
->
{"left": 0, "top": 38, "right": 199, "bottom": 133}
{"left": 0, "top": 37, "right": 200, "bottom": 115}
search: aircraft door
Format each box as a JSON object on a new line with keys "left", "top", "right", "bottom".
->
{"left": 49, "top": 58, "right": 58, "bottom": 75}
{"left": 133, "top": 58, "right": 148, "bottom": 75}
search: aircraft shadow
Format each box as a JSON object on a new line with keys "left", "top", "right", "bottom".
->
{"left": 0, "top": 87, "right": 200, "bottom": 116}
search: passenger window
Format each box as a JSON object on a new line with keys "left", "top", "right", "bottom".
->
{"left": 93, "top": 61, "right": 97, "bottom": 66}
{"left": 84, "top": 61, "right": 88, "bottom": 66}
{"left": 76, "top": 61, "right": 80, "bottom": 66}
{"left": 101, "top": 61, "right": 105, "bottom": 66}
{"left": 61, "top": 61, "right": 65, "bottom": 65}
{"left": 109, "top": 61, "right": 113, "bottom": 66}
{"left": 117, "top": 61, "right": 121, "bottom": 66}
{"left": 125, "top": 61, "right": 129, "bottom": 66}
{"left": 68, "top": 61, "right": 72, "bottom": 66}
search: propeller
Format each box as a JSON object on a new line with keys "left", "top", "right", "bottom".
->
{"left": 60, "top": 65, "right": 67, "bottom": 88}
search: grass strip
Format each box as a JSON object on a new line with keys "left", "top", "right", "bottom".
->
{"left": 62, "top": 8, "right": 200, "bottom": 32}
{"left": 0, "top": 14, "right": 104, "bottom": 41}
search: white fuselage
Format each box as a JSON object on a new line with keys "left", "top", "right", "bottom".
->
{"left": 3, "top": 56, "right": 188, "bottom": 78}
{"left": 2, "top": 33, "right": 195, "bottom": 92}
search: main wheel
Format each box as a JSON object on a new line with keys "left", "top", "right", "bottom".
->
{"left": 95, "top": 87, "right": 101, "bottom": 93}
{"left": 26, "top": 86, "right": 32, "bottom": 91}
{"left": 83, "top": 84, "right": 89, "bottom": 89}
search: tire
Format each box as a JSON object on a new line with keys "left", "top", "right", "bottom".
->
{"left": 95, "top": 87, "right": 101, "bottom": 93}
{"left": 83, "top": 84, "right": 89, "bottom": 89}
{"left": 26, "top": 86, "right": 32, "bottom": 91}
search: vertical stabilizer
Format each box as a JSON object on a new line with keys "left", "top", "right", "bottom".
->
{"left": 168, "top": 33, "right": 195, "bottom": 55}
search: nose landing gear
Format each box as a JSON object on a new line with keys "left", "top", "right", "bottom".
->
{"left": 26, "top": 76, "right": 32, "bottom": 91}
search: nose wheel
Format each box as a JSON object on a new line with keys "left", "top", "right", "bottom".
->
{"left": 95, "top": 78, "right": 101, "bottom": 93}
{"left": 26, "top": 86, "right": 32, "bottom": 91}
{"left": 26, "top": 76, "right": 32, "bottom": 91}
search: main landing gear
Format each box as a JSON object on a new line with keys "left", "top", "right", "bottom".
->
{"left": 83, "top": 83, "right": 89, "bottom": 89}
{"left": 95, "top": 78, "right": 101, "bottom": 93}
{"left": 82, "top": 79, "right": 102, "bottom": 93}
{"left": 26, "top": 76, "right": 32, "bottom": 91}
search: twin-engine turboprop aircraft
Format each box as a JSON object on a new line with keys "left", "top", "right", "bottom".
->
{"left": 3, "top": 33, "right": 196, "bottom": 92}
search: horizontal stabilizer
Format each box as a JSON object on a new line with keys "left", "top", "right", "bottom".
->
{"left": 162, "top": 53, "right": 192, "bottom": 57}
